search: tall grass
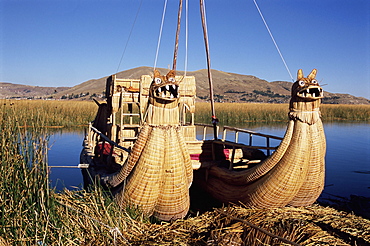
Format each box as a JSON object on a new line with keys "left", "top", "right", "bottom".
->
{"left": 195, "top": 102, "right": 370, "bottom": 125}
{"left": 1, "top": 100, "right": 369, "bottom": 244}
{"left": 0, "top": 103, "right": 144, "bottom": 244}
{"left": 195, "top": 102, "right": 288, "bottom": 125}
{"left": 321, "top": 104, "right": 370, "bottom": 121}
{"left": 2, "top": 100, "right": 368, "bottom": 129}
{"left": 0, "top": 99, "right": 97, "bottom": 127}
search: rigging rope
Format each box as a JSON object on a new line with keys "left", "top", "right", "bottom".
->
{"left": 184, "top": 0, "right": 189, "bottom": 77}
{"left": 154, "top": 0, "right": 168, "bottom": 71}
{"left": 252, "top": 0, "right": 294, "bottom": 82}
{"left": 116, "top": 0, "right": 143, "bottom": 74}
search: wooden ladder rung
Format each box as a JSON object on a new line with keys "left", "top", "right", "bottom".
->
{"left": 122, "top": 113, "right": 140, "bottom": 116}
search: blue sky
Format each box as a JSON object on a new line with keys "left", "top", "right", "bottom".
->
{"left": 1, "top": 0, "right": 369, "bottom": 99}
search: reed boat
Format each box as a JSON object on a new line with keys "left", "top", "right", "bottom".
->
{"left": 80, "top": 68, "right": 326, "bottom": 219}
{"left": 80, "top": 0, "right": 326, "bottom": 221}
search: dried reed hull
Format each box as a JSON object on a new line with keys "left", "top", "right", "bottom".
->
{"left": 195, "top": 69, "right": 326, "bottom": 208}
{"left": 153, "top": 126, "right": 191, "bottom": 220}
{"left": 106, "top": 124, "right": 152, "bottom": 187}
{"left": 196, "top": 116, "right": 326, "bottom": 207}
{"left": 117, "top": 126, "right": 165, "bottom": 216}
{"left": 289, "top": 119, "right": 326, "bottom": 206}
{"left": 109, "top": 70, "right": 193, "bottom": 221}
{"left": 118, "top": 123, "right": 192, "bottom": 221}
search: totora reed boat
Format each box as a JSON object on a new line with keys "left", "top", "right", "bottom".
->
{"left": 80, "top": 0, "right": 326, "bottom": 221}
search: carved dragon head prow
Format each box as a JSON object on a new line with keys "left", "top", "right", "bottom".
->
{"left": 146, "top": 69, "right": 181, "bottom": 125}
{"left": 149, "top": 70, "right": 180, "bottom": 106}
{"left": 289, "top": 69, "right": 324, "bottom": 124}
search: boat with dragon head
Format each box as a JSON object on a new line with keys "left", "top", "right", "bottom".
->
{"left": 80, "top": 0, "right": 326, "bottom": 221}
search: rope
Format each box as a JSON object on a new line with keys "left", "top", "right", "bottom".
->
{"left": 116, "top": 0, "right": 143, "bottom": 73}
{"left": 252, "top": 0, "right": 294, "bottom": 82}
{"left": 154, "top": 0, "right": 168, "bottom": 71}
{"left": 56, "top": 200, "right": 131, "bottom": 246}
{"left": 184, "top": 0, "right": 189, "bottom": 77}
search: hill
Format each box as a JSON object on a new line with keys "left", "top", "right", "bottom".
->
{"left": 1, "top": 66, "right": 369, "bottom": 104}
{"left": 0, "top": 82, "right": 69, "bottom": 99}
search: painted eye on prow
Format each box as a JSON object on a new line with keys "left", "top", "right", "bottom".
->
{"left": 168, "top": 77, "right": 175, "bottom": 82}
{"left": 155, "top": 78, "right": 162, "bottom": 84}
{"left": 311, "top": 79, "right": 318, "bottom": 84}
{"left": 298, "top": 80, "right": 305, "bottom": 87}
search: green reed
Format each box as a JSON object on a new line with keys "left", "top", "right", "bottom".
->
{"left": 1, "top": 100, "right": 368, "bottom": 130}
{"left": 195, "top": 102, "right": 288, "bottom": 125}
{"left": 0, "top": 99, "right": 97, "bottom": 127}
{"left": 0, "top": 103, "right": 52, "bottom": 243}
{"left": 0, "top": 102, "right": 143, "bottom": 245}
{"left": 321, "top": 104, "right": 370, "bottom": 121}
{"left": 1, "top": 99, "right": 368, "bottom": 244}
{"left": 195, "top": 102, "right": 370, "bottom": 125}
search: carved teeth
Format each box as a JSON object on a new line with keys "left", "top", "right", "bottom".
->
{"left": 307, "top": 89, "right": 310, "bottom": 94}
{"left": 155, "top": 84, "right": 179, "bottom": 99}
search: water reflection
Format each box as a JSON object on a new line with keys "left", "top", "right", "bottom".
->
{"left": 48, "top": 128, "right": 85, "bottom": 191}
{"left": 48, "top": 123, "right": 370, "bottom": 200}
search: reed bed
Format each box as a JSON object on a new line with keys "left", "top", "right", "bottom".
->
{"left": 320, "top": 104, "right": 370, "bottom": 121}
{"left": 0, "top": 105, "right": 140, "bottom": 244}
{"left": 1, "top": 100, "right": 368, "bottom": 128}
{"left": 0, "top": 99, "right": 97, "bottom": 127}
{"left": 1, "top": 100, "right": 370, "bottom": 245}
{"left": 195, "top": 102, "right": 370, "bottom": 124}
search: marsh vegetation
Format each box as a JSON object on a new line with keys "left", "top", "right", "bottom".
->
{"left": 1, "top": 99, "right": 369, "bottom": 245}
{"left": 1, "top": 100, "right": 369, "bottom": 128}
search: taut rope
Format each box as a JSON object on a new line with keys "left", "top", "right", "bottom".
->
{"left": 184, "top": 0, "right": 189, "bottom": 77}
{"left": 252, "top": 0, "right": 294, "bottom": 82}
{"left": 154, "top": 0, "right": 168, "bottom": 70}
{"left": 116, "top": 0, "right": 143, "bottom": 73}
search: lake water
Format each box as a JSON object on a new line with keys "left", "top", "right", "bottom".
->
{"left": 48, "top": 122, "right": 370, "bottom": 202}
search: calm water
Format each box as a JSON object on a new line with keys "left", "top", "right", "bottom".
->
{"left": 48, "top": 123, "right": 370, "bottom": 200}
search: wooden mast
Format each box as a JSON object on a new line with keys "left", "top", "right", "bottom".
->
{"left": 172, "top": 0, "right": 183, "bottom": 71}
{"left": 200, "top": 0, "right": 218, "bottom": 139}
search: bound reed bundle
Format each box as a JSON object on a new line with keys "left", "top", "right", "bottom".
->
{"left": 196, "top": 69, "right": 327, "bottom": 208}
{"left": 289, "top": 120, "right": 326, "bottom": 206}
{"left": 108, "top": 70, "right": 193, "bottom": 221}
{"left": 145, "top": 103, "right": 180, "bottom": 125}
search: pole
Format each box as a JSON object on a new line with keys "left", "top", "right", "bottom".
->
{"left": 200, "top": 0, "right": 218, "bottom": 139}
{"left": 172, "top": 0, "right": 183, "bottom": 71}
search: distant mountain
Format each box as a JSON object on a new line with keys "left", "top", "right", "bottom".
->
{"left": 1, "top": 66, "right": 369, "bottom": 104}
{"left": 0, "top": 82, "right": 69, "bottom": 99}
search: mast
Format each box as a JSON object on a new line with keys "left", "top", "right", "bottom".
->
{"left": 200, "top": 0, "right": 218, "bottom": 139}
{"left": 172, "top": 0, "right": 183, "bottom": 71}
